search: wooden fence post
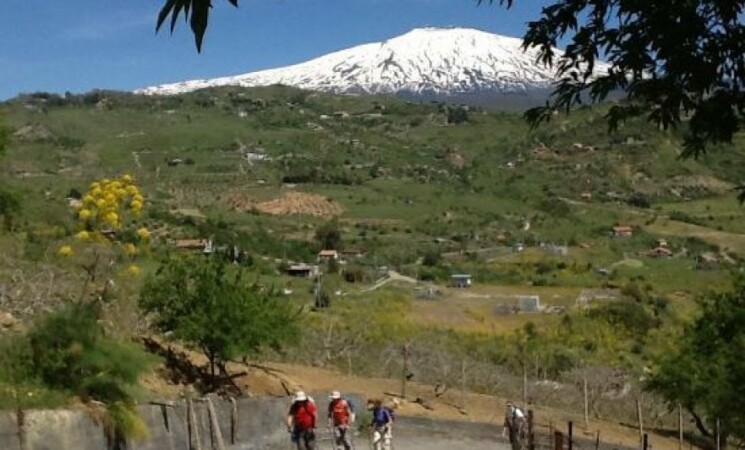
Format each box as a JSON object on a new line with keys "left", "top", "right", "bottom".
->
{"left": 643, "top": 433, "right": 649, "bottom": 450}
{"left": 528, "top": 410, "right": 535, "bottom": 450}
{"left": 595, "top": 430, "right": 600, "bottom": 450}
{"left": 568, "top": 421, "right": 574, "bottom": 450}
{"left": 205, "top": 396, "right": 226, "bottom": 450}
{"left": 637, "top": 398, "right": 644, "bottom": 449}
{"left": 229, "top": 397, "right": 238, "bottom": 445}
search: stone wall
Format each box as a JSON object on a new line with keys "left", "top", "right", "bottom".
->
{"left": 0, "top": 392, "right": 363, "bottom": 450}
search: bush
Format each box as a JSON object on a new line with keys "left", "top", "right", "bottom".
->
{"left": 343, "top": 266, "right": 365, "bottom": 283}
{"left": 588, "top": 301, "right": 659, "bottom": 335}
{"left": 27, "top": 303, "right": 153, "bottom": 404}
{"left": 627, "top": 192, "right": 651, "bottom": 208}
{"left": 0, "top": 304, "right": 153, "bottom": 436}
{"left": 421, "top": 248, "right": 442, "bottom": 267}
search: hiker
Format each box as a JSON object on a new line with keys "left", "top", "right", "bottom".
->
{"left": 287, "top": 391, "right": 318, "bottom": 450}
{"left": 370, "top": 399, "right": 394, "bottom": 450}
{"left": 327, "top": 391, "right": 355, "bottom": 450}
{"left": 503, "top": 401, "right": 526, "bottom": 450}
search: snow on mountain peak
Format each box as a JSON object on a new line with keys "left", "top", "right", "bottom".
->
{"left": 136, "top": 27, "right": 606, "bottom": 98}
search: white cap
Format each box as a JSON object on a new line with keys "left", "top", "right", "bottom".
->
{"left": 294, "top": 391, "right": 308, "bottom": 402}
{"left": 330, "top": 391, "right": 341, "bottom": 399}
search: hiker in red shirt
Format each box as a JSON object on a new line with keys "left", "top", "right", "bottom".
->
{"left": 327, "top": 391, "right": 355, "bottom": 450}
{"left": 286, "top": 391, "right": 318, "bottom": 450}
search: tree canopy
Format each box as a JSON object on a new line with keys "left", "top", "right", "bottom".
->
{"left": 139, "top": 256, "right": 301, "bottom": 389}
{"left": 646, "top": 278, "right": 745, "bottom": 446}
{"left": 157, "top": 0, "right": 745, "bottom": 158}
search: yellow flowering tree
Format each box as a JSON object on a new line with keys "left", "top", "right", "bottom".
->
{"left": 63, "top": 174, "right": 151, "bottom": 298}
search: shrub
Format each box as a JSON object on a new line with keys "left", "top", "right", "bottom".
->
{"left": 0, "top": 304, "right": 153, "bottom": 436}
{"left": 27, "top": 303, "right": 153, "bottom": 405}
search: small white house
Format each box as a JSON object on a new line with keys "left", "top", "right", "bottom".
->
{"left": 451, "top": 274, "right": 472, "bottom": 288}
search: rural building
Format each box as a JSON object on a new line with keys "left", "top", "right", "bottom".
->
{"left": 286, "top": 264, "right": 318, "bottom": 278}
{"left": 317, "top": 250, "right": 340, "bottom": 262}
{"left": 341, "top": 248, "right": 366, "bottom": 259}
{"left": 647, "top": 246, "right": 673, "bottom": 259}
{"left": 518, "top": 295, "right": 541, "bottom": 312}
{"left": 612, "top": 226, "right": 634, "bottom": 237}
{"left": 173, "top": 238, "right": 213, "bottom": 254}
{"left": 657, "top": 238, "right": 668, "bottom": 247}
{"left": 580, "top": 192, "right": 593, "bottom": 201}
{"left": 450, "top": 274, "right": 472, "bottom": 288}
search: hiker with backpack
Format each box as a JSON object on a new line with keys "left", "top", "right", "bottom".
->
{"left": 327, "top": 391, "right": 355, "bottom": 450}
{"left": 502, "top": 401, "right": 526, "bottom": 450}
{"left": 287, "top": 391, "right": 318, "bottom": 450}
{"left": 370, "top": 399, "right": 394, "bottom": 450}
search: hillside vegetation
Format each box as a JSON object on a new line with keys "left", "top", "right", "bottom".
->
{"left": 1, "top": 87, "right": 744, "bottom": 446}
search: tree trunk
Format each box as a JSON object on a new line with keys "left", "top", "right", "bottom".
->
{"left": 687, "top": 407, "right": 712, "bottom": 437}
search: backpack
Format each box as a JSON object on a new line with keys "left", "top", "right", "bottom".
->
{"left": 292, "top": 400, "right": 317, "bottom": 431}
{"left": 331, "top": 399, "right": 350, "bottom": 425}
{"left": 373, "top": 407, "right": 391, "bottom": 426}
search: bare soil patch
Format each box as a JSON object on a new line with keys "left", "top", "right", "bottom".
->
{"left": 226, "top": 191, "right": 344, "bottom": 217}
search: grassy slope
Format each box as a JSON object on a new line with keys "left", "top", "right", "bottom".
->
{"left": 2, "top": 88, "right": 743, "bottom": 446}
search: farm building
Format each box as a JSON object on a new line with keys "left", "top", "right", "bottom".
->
{"left": 341, "top": 248, "right": 366, "bottom": 259}
{"left": 317, "top": 250, "right": 340, "bottom": 262}
{"left": 450, "top": 274, "right": 472, "bottom": 288}
{"left": 286, "top": 264, "right": 318, "bottom": 278}
{"left": 612, "top": 226, "right": 634, "bottom": 237}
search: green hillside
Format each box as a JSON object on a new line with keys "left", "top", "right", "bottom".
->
{"left": 2, "top": 87, "right": 743, "bottom": 289}
{"left": 1, "top": 86, "right": 744, "bottom": 434}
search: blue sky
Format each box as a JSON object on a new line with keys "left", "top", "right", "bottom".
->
{"left": 0, "top": 0, "right": 550, "bottom": 100}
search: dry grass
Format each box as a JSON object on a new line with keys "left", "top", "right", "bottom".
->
{"left": 646, "top": 219, "right": 745, "bottom": 255}
{"left": 407, "top": 285, "right": 581, "bottom": 333}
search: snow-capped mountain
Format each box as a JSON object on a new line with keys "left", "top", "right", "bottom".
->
{"left": 137, "top": 27, "right": 606, "bottom": 104}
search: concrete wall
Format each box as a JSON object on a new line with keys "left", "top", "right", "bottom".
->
{"left": 0, "top": 392, "right": 363, "bottom": 450}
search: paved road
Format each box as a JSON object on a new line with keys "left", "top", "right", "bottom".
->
{"left": 344, "top": 436, "right": 509, "bottom": 450}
